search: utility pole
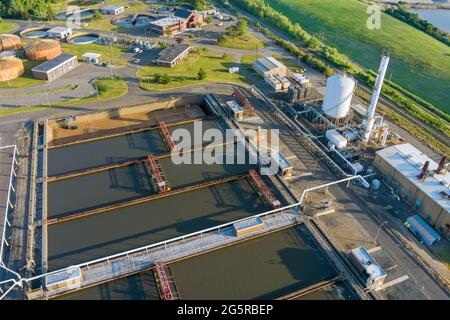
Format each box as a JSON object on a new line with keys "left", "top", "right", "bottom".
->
{"left": 374, "top": 221, "right": 388, "bottom": 245}
{"left": 45, "top": 83, "right": 52, "bottom": 108}
{"left": 95, "top": 84, "right": 99, "bottom": 100}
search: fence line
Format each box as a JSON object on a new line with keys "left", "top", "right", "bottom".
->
{"left": 0, "top": 145, "right": 19, "bottom": 266}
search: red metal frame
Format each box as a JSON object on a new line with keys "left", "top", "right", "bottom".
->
{"left": 249, "top": 169, "right": 280, "bottom": 209}
{"left": 232, "top": 88, "right": 256, "bottom": 116}
{"left": 146, "top": 154, "right": 170, "bottom": 193}
{"left": 159, "top": 122, "right": 176, "bottom": 151}
{"left": 154, "top": 261, "right": 177, "bottom": 300}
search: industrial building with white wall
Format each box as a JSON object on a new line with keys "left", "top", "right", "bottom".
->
{"left": 31, "top": 54, "right": 78, "bottom": 81}
{"left": 252, "top": 57, "right": 287, "bottom": 77}
{"left": 374, "top": 143, "right": 449, "bottom": 239}
{"left": 100, "top": 5, "right": 125, "bottom": 15}
{"left": 47, "top": 27, "right": 72, "bottom": 40}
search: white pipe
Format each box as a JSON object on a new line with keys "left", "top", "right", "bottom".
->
{"left": 381, "top": 130, "right": 389, "bottom": 147}
{"left": 0, "top": 262, "right": 22, "bottom": 281}
{"left": 6, "top": 172, "right": 372, "bottom": 299}
{"left": 0, "top": 145, "right": 17, "bottom": 150}
{"left": 0, "top": 281, "right": 20, "bottom": 300}
{"left": 23, "top": 172, "right": 371, "bottom": 286}
{"left": 362, "top": 53, "right": 390, "bottom": 143}
{"left": 23, "top": 201, "right": 303, "bottom": 284}
{"left": 299, "top": 175, "right": 370, "bottom": 205}
{"left": 330, "top": 146, "right": 358, "bottom": 175}
{"left": 0, "top": 278, "right": 16, "bottom": 287}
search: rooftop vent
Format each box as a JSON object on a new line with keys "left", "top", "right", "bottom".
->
{"left": 417, "top": 161, "right": 429, "bottom": 181}
{"left": 435, "top": 156, "right": 447, "bottom": 175}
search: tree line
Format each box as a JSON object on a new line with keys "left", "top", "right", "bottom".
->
{"left": 0, "top": 0, "right": 58, "bottom": 20}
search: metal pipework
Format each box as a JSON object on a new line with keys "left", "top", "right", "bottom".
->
{"left": 362, "top": 53, "right": 390, "bottom": 143}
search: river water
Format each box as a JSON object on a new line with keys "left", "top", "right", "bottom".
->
{"left": 409, "top": 8, "right": 450, "bottom": 33}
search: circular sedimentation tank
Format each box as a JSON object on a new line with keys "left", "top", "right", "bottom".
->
{"left": 0, "top": 34, "right": 22, "bottom": 52}
{"left": 322, "top": 73, "right": 356, "bottom": 119}
{"left": 67, "top": 32, "right": 100, "bottom": 45}
{"left": 55, "top": 8, "right": 96, "bottom": 20}
{"left": 25, "top": 39, "right": 62, "bottom": 61}
{"left": 20, "top": 27, "right": 50, "bottom": 38}
{"left": 0, "top": 57, "right": 25, "bottom": 82}
{"left": 112, "top": 14, "right": 155, "bottom": 27}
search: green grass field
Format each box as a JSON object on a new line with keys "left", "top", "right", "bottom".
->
{"left": 0, "top": 21, "right": 18, "bottom": 33}
{"left": 266, "top": 0, "right": 450, "bottom": 114}
{"left": 218, "top": 33, "right": 265, "bottom": 50}
{"left": 138, "top": 51, "right": 245, "bottom": 91}
{"left": 84, "top": 18, "right": 118, "bottom": 32}
{"left": 0, "top": 77, "right": 128, "bottom": 116}
{"left": 61, "top": 43, "right": 128, "bottom": 65}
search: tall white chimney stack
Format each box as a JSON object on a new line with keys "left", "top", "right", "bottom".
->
{"left": 362, "top": 52, "right": 390, "bottom": 143}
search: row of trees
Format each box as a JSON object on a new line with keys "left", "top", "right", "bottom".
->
{"left": 187, "top": 0, "right": 209, "bottom": 11}
{"left": 0, "top": 0, "right": 59, "bottom": 20}
{"left": 152, "top": 67, "right": 207, "bottom": 84}
{"left": 385, "top": 7, "right": 449, "bottom": 46}
{"left": 222, "top": 0, "right": 353, "bottom": 72}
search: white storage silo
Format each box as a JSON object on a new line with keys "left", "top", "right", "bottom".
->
{"left": 322, "top": 73, "right": 356, "bottom": 119}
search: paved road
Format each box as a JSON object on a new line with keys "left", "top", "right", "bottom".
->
{"left": 0, "top": 64, "right": 111, "bottom": 107}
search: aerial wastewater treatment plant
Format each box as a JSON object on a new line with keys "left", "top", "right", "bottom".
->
{"left": 12, "top": 91, "right": 366, "bottom": 301}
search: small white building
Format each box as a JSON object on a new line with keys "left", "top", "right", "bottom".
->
{"left": 100, "top": 5, "right": 125, "bottom": 16}
{"left": 226, "top": 100, "right": 244, "bottom": 121}
{"left": 45, "top": 266, "right": 82, "bottom": 291}
{"left": 47, "top": 26, "right": 72, "bottom": 40}
{"left": 82, "top": 52, "right": 101, "bottom": 64}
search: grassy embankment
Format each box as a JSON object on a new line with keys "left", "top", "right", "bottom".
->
{"left": 0, "top": 77, "right": 128, "bottom": 116}
{"left": 266, "top": 0, "right": 450, "bottom": 115}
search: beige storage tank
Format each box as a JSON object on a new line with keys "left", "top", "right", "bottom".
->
{"left": 25, "top": 39, "right": 62, "bottom": 61}
{"left": 0, "top": 57, "right": 24, "bottom": 81}
{"left": 0, "top": 34, "right": 22, "bottom": 52}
